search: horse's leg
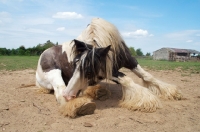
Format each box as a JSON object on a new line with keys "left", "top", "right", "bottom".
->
{"left": 45, "top": 69, "right": 67, "bottom": 105}
{"left": 45, "top": 69, "right": 96, "bottom": 118}
{"left": 132, "top": 64, "right": 182, "bottom": 100}
{"left": 121, "top": 51, "right": 182, "bottom": 100}
{"left": 83, "top": 84, "right": 111, "bottom": 101}
{"left": 35, "top": 80, "right": 52, "bottom": 94}
{"left": 118, "top": 73, "right": 162, "bottom": 112}
{"left": 59, "top": 96, "right": 96, "bottom": 118}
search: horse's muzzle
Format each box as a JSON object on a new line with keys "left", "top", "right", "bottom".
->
{"left": 64, "top": 95, "right": 76, "bottom": 101}
{"left": 63, "top": 90, "right": 82, "bottom": 101}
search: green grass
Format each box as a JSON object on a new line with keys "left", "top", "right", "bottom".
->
{"left": 137, "top": 58, "right": 200, "bottom": 73}
{"left": 0, "top": 56, "right": 39, "bottom": 71}
{"left": 0, "top": 56, "right": 199, "bottom": 73}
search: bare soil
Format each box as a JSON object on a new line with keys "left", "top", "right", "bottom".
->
{"left": 0, "top": 69, "right": 200, "bottom": 132}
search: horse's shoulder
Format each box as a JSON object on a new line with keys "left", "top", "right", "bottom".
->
{"left": 40, "top": 45, "right": 67, "bottom": 72}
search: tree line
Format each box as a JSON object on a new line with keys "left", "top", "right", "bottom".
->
{"left": 129, "top": 47, "right": 151, "bottom": 56}
{"left": 0, "top": 40, "right": 150, "bottom": 56}
{"left": 0, "top": 40, "right": 58, "bottom": 56}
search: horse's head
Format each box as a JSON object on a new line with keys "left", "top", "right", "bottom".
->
{"left": 63, "top": 39, "right": 111, "bottom": 100}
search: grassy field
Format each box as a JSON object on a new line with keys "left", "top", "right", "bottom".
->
{"left": 0, "top": 56, "right": 39, "bottom": 71}
{"left": 0, "top": 56, "right": 200, "bottom": 73}
{"left": 137, "top": 58, "right": 200, "bottom": 73}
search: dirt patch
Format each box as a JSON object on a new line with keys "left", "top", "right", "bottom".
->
{"left": 0, "top": 69, "right": 200, "bottom": 132}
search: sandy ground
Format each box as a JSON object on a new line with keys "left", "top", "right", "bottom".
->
{"left": 0, "top": 69, "right": 200, "bottom": 132}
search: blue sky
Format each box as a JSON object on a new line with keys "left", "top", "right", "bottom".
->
{"left": 0, "top": 0, "right": 200, "bottom": 54}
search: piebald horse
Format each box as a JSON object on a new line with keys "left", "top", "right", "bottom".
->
{"left": 36, "top": 18, "right": 182, "bottom": 118}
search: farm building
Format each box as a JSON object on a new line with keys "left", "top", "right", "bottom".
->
{"left": 153, "top": 48, "right": 200, "bottom": 61}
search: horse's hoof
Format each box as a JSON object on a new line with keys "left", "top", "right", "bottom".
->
{"left": 96, "top": 88, "right": 111, "bottom": 101}
{"left": 173, "top": 92, "right": 182, "bottom": 100}
{"left": 77, "top": 102, "right": 96, "bottom": 116}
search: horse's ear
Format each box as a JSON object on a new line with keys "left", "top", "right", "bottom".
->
{"left": 73, "top": 39, "right": 92, "bottom": 52}
{"left": 73, "top": 39, "right": 87, "bottom": 52}
{"left": 96, "top": 45, "right": 111, "bottom": 57}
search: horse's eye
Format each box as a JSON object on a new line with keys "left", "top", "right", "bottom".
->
{"left": 74, "top": 59, "right": 80, "bottom": 64}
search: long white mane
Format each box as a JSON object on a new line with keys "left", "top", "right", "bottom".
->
{"left": 77, "top": 18, "right": 127, "bottom": 79}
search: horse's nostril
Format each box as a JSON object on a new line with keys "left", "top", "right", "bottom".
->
{"left": 65, "top": 95, "right": 76, "bottom": 101}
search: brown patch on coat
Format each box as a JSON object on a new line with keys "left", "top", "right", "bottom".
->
{"left": 40, "top": 45, "right": 74, "bottom": 85}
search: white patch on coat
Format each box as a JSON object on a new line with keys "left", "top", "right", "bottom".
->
{"left": 62, "top": 41, "right": 75, "bottom": 63}
{"left": 62, "top": 59, "right": 88, "bottom": 100}
{"left": 36, "top": 53, "right": 66, "bottom": 104}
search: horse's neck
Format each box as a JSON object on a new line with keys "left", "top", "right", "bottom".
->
{"left": 62, "top": 41, "right": 75, "bottom": 63}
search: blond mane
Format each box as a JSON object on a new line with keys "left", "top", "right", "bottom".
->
{"left": 77, "top": 18, "right": 127, "bottom": 79}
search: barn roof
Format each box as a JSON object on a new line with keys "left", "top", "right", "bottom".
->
{"left": 155, "top": 48, "right": 200, "bottom": 54}
{"left": 168, "top": 48, "right": 188, "bottom": 53}
{"left": 183, "top": 49, "right": 200, "bottom": 54}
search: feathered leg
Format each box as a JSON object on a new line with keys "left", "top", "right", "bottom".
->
{"left": 83, "top": 84, "right": 111, "bottom": 101}
{"left": 118, "top": 75, "right": 162, "bottom": 112}
{"left": 132, "top": 65, "right": 182, "bottom": 100}
{"left": 59, "top": 96, "right": 96, "bottom": 118}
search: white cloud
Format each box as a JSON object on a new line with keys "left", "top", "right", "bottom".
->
{"left": 186, "top": 40, "right": 193, "bottom": 43}
{"left": 52, "top": 12, "right": 83, "bottom": 19}
{"left": 56, "top": 27, "right": 65, "bottom": 31}
{"left": 122, "top": 29, "right": 153, "bottom": 38}
{"left": 21, "top": 17, "right": 54, "bottom": 25}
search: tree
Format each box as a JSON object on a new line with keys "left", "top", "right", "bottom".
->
{"left": 0, "top": 48, "right": 7, "bottom": 55}
{"left": 17, "top": 45, "right": 26, "bottom": 55}
{"left": 146, "top": 52, "right": 151, "bottom": 56}
{"left": 6, "top": 49, "right": 11, "bottom": 55}
{"left": 19, "top": 45, "right": 25, "bottom": 50}
{"left": 35, "top": 40, "right": 55, "bottom": 55}
{"left": 129, "top": 47, "right": 137, "bottom": 56}
{"left": 25, "top": 49, "right": 31, "bottom": 56}
{"left": 10, "top": 49, "right": 17, "bottom": 55}
{"left": 136, "top": 48, "right": 143, "bottom": 56}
